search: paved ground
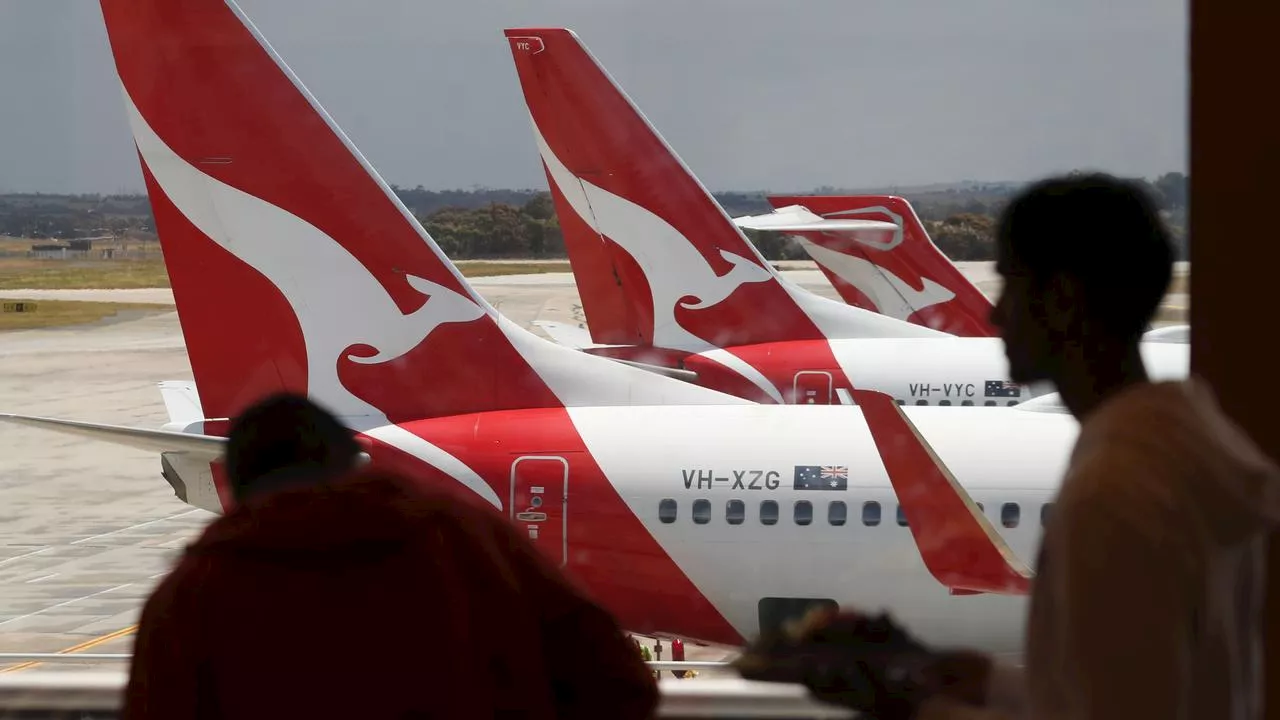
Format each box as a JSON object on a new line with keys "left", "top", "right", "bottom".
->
{"left": 0, "top": 263, "right": 1185, "bottom": 675}
{"left": 0, "top": 273, "right": 774, "bottom": 675}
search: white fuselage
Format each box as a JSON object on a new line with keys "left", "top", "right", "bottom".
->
{"left": 687, "top": 335, "right": 1190, "bottom": 408}
{"left": 570, "top": 403, "right": 1078, "bottom": 655}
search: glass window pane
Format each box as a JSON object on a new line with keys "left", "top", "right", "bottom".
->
{"left": 828, "top": 501, "right": 847, "bottom": 526}
{"left": 1001, "top": 502, "right": 1020, "bottom": 528}
{"left": 761, "top": 500, "right": 778, "bottom": 526}
{"left": 794, "top": 500, "right": 813, "bottom": 526}
{"left": 659, "top": 498, "right": 677, "bottom": 524}
{"left": 862, "top": 501, "right": 881, "bottom": 526}
{"left": 693, "top": 499, "right": 711, "bottom": 524}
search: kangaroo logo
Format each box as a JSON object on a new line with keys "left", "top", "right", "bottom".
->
{"left": 531, "top": 118, "right": 773, "bottom": 353}
{"left": 798, "top": 204, "right": 956, "bottom": 321}
{"left": 799, "top": 237, "right": 955, "bottom": 322}
{"left": 122, "top": 89, "right": 501, "bottom": 509}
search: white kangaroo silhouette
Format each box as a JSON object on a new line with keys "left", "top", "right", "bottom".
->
{"left": 801, "top": 205, "right": 957, "bottom": 321}
{"left": 800, "top": 238, "right": 956, "bottom": 322}
{"left": 123, "top": 90, "right": 501, "bottom": 509}
{"left": 531, "top": 119, "right": 773, "bottom": 354}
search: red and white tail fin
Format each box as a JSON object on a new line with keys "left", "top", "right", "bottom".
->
{"left": 99, "top": 1, "right": 741, "bottom": 429}
{"left": 763, "top": 196, "right": 998, "bottom": 337}
{"left": 504, "top": 29, "right": 940, "bottom": 352}
{"left": 854, "top": 390, "right": 1033, "bottom": 595}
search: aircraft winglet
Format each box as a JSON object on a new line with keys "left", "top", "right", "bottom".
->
{"left": 853, "top": 390, "right": 1034, "bottom": 595}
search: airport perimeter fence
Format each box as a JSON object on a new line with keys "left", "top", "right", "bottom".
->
{"left": 0, "top": 671, "right": 857, "bottom": 719}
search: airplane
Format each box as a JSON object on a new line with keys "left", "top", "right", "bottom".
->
{"left": 505, "top": 28, "right": 1192, "bottom": 406}
{"left": 734, "top": 196, "right": 998, "bottom": 338}
{"left": 0, "top": 2, "right": 1083, "bottom": 655}
{"left": 734, "top": 194, "right": 1191, "bottom": 344}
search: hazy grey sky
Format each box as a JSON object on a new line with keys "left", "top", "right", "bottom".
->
{"left": 0, "top": 0, "right": 1186, "bottom": 195}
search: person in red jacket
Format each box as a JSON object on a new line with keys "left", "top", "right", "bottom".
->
{"left": 123, "top": 393, "right": 658, "bottom": 719}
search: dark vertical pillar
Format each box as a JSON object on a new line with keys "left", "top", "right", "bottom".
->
{"left": 1189, "top": 0, "right": 1280, "bottom": 715}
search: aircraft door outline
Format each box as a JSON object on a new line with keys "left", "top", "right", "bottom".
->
{"left": 792, "top": 370, "right": 834, "bottom": 405}
{"left": 509, "top": 455, "right": 570, "bottom": 567}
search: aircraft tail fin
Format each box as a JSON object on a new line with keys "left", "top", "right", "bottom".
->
{"left": 766, "top": 195, "right": 997, "bottom": 337}
{"left": 854, "top": 390, "right": 1034, "bottom": 595}
{"left": 98, "top": 1, "right": 741, "bottom": 428}
{"left": 504, "top": 29, "right": 936, "bottom": 351}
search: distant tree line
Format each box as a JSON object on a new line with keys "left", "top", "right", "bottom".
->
{"left": 0, "top": 171, "right": 1187, "bottom": 261}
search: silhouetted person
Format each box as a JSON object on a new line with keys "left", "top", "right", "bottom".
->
{"left": 123, "top": 393, "right": 657, "bottom": 720}
{"left": 737, "top": 174, "right": 1280, "bottom": 720}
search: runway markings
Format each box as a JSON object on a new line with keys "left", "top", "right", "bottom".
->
{"left": 0, "top": 624, "right": 137, "bottom": 673}
{"left": 0, "top": 583, "right": 133, "bottom": 630}
{"left": 0, "top": 547, "right": 51, "bottom": 568}
{"left": 71, "top": 509, "right": 203, "bottom": 545}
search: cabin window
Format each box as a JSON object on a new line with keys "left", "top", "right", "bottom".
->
{"left": 760, "top": 500, "right": 779, "bottom": 526}
{"left": 939, "top": 400, "right": 952, "bottom": 406}
{"left": 915, "top": 399, "right": 929, "bottom": 406}
{"left": 897, "top": 504, "right": 909, "bottom": 527}
{"left": 659, "top": 499, "right": 677, "bottom": 524}
{"left": 961, "top": 400, "right": 974, "bottom": 406}
{"left": 692, "top": 499, "right": 711, "bottom": 525}
{"left": 794, "top": 500, "right": 813, "bottom": 526}
{"left": 1007, "top": 400, "right": 1019, "bottom": 407}
{"left": 726, "top": 499, "right": 745, "bottom": 525}
{"left": 1001, "top": 502, "right": 1021, "bottom": 528}
{"left": 862, "top": 501, "right": 881, "bottom": 526}
{"left": 1041, "top": 503, "right": 1054, "bottom": 526}
{"left": 976, "top": 502, "right": 985, "bottom": 513}
{"left": 984, "top": 400, "right": 996, "bottom": 407}
{"left": 895, "top": 399, "right": 906, "bottom": 406}
{"left": 828, "top": 500, "right": 847, "bottom": 526}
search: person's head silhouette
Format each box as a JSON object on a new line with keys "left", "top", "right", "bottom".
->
{"left": 990, "top": 173, "right": 1173, "bottom": 417}
{"left": 223, "top": 393, "right": 363, "bottom": 502}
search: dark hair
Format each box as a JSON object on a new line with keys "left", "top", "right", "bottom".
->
{"left": 995, "top": 172, "right": 1174, "bottom": 340}
{"left": 223, "top": 393, "right": 361, "bottom": 502}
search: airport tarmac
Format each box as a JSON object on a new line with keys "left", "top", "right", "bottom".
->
{"left": 0, "top": 262, "right": 1186, "bottom": 673}
{"left": 0, "top": 271, "right": 788, "bottom": 673}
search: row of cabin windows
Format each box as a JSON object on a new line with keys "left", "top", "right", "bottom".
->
{"left": 658, "top": 498, "right": 1053, "bottom": 529}
{"left": 895, "top": 399, "right": 1020, "bottom": 407}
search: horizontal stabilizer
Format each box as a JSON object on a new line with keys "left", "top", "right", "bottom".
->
{"left": 532, "top": 320, "right": 602, "bottom": 349}
{"left": 611, "top": 358, "right": 699, "bottom": 383}
{"left": 1142, "top": 324, "right": 1190, "bottom": 344}
{"left": 734, "top": 206, "right": 899, "bottom": 234}
{"left": 1011, "top": 393, "right": 1071, "bottom": 414}
{"left": 0, "top": 413, "right": 225, "bottom": 458}
{"left": 158, "top": 380, "right": 203, "bottom": 426}
{"left": 853, "top": 390, "right": 1034, "bottom": 595}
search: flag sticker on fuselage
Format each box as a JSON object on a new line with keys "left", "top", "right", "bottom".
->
{"left": 984, "top": 380, "right": 1022, "bottom": 398}
{"left": 793, "top": 465, "right": 848, "bottom": 491}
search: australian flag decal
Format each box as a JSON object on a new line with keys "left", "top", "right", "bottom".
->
{"left": 984, "top": 380, "right": 1022, "bottom": 398}
{"left": 794, "top": 465, "right": 848, "bottom": 491}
